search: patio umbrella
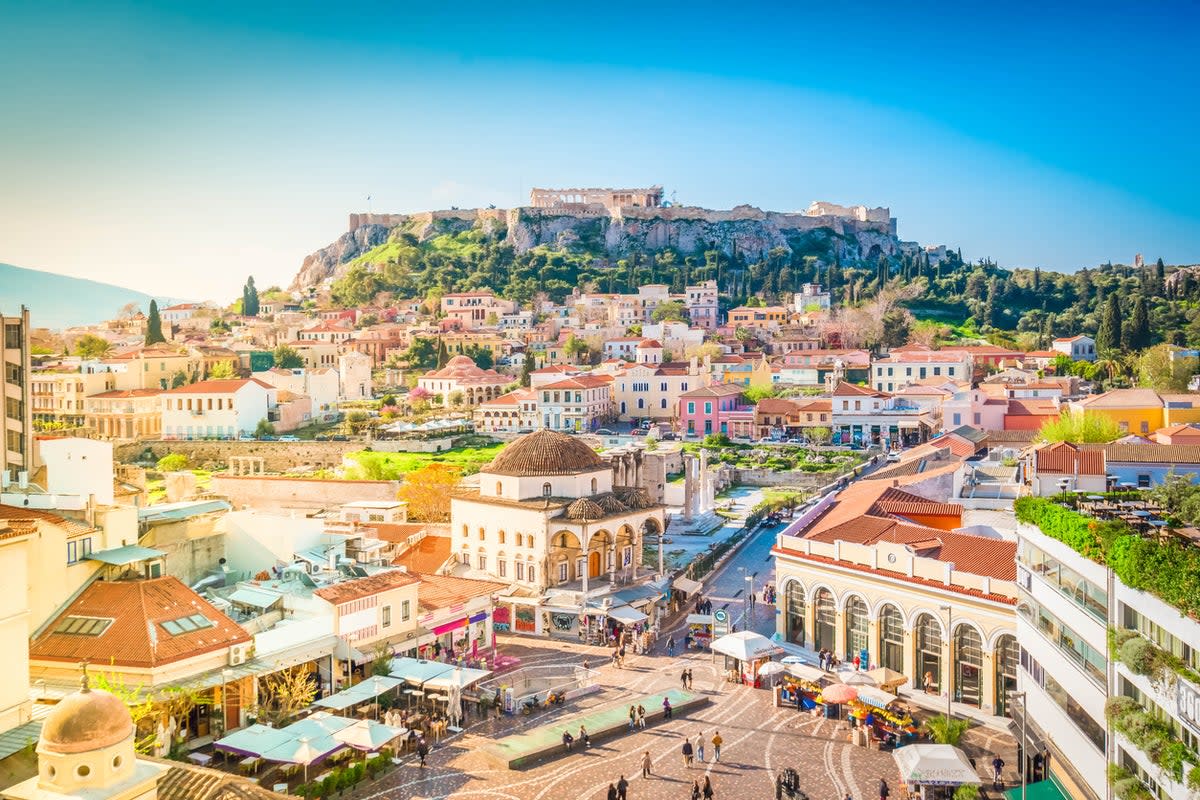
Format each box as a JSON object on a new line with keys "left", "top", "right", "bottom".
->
{"left": 757, "top": 661, "right": 788, "bottom": 676}
{"left": 273, "top": 736, "right": 324, "bottom": 783}
{"left": 843, "top": 671, "right": 876, "bottom": 686}
{"left": 710, "top": 631, "right": 785, "bottom": 661}
{"left": 864, "top": 666, "right": 909, "bottom": 691}
{"left": 332, "top": 719, "right": 406, "bottom": 752}
{"left": 821, "top": 684, "right": 858, "bottom": 704}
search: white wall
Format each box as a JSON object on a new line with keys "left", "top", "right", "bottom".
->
{"left": 220, "top": 511, "right": 327, "bottom": 572}
{"left": 38, "top": 437, "right": 115, "bottom": 505}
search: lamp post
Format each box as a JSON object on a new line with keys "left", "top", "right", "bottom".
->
{"left": 1009, "top": 691, "right": 1027, "bottom": 800}
{"left": 939, "top": 603, "right": 953, "bottom": 722}
{"left": 745, "top": 574, "right": 754, "bottom": 621}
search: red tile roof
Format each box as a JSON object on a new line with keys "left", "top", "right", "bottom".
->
{"left": 414, "top": 573, "right": 508, "bottom": 612}
{"left": 1006, "top": 399, "right": 1060, "bottom": 416}
{"left": 30, "top": 577, "right": 251, "bottom": 668}
{"left": 389, "top": 534, "right": 453, "bottom": 574}
{"left": 89, "top": 389, "right": 163, "bottom": 399}
{"left": 1035, "top": 441, "right": 1106, "bottom": 475}
{"left": 0, "top": 504, "right": 95, "bottom": 535}
{"left": 164, "top": 378, "right": 273, "bottom": 395}
{"left": 314, "top": 569, "right": 419, "bottom": 605}
{"left": 540, "top": 375, "right": 613, "bottom": 391}
{"left": 831, "top": 381, "right": 889, "bottom": 397}
{"left": 872, "top": 487, "right": 964, "bottom": 520}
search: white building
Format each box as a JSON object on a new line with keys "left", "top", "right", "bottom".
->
{"left": 684, "top": 280, "right": 719, "bottom": 330}
{"left": 872, "top": 349, "right": 972, "bottom": 393}
{"left": 793, "top": 283, "right": 832, "bottom": 312}
{"left": 1014, "top": 514, "right": 1113, "bottom": 799}
{"left": 1051, "top": 335, "right": 1097, "bottom": 362}
{"left": 440, "top": 290, "right": 517, "bottom": 330}
{"left": 449, "top": 430, "right": 666, "bottom": 639}
{"left": 159, "top": 302, "right": 202, "bottom": 324}
{"left": 474, "top": 388, "right": 538, "bottom": 434}
{"left": 536, "top": 375, "right": 613, "bottom": 432}
{"left": 161, "top": 378, "right": 276, "bottom": 440}
{"left": 253, "top": 366, "right": 340, "bottom": 420}
{"left": 338, "top": 350, "right": 373, "bottom": 401}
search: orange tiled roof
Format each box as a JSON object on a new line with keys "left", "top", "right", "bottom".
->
{"left": 390, "top": 534, "right": 453, "bottom": 574}
{"left": 314, "top": 569, "right": 419, "bottom": 605}
{"left": 872, "top": 486, "right": 964, "bottom": 520}
{"left": 0, "top": 504, "right": 95, "bottom": 535}
{"left": 1035, "top": 441, "right": 1105, "bottom": 475}
{"left": 164, "top": 378, "right": 273, "bottom": 395}
{"left": 414, "top": 573, "right": 508, "bottom": 612}
{"left": 30, "top": 577, "right": 251, "bottom": 669}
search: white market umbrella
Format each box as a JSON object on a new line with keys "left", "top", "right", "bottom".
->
{"left": 332, "top": 719, "right": 407, "bottom": 752}
{"left": 710, "top": 630, "right": 785, "bottom": 661}
{"left": 893, "top": 744, "right": 981, "bottom": 787}
{"left": 844, "top": 671, "right": 876, "bottom": 686}
{"left": 757, "top": 661, "right": 788, "bottom": 676}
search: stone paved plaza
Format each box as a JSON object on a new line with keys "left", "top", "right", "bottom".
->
{"left": 347, "top": 639, "right": 900, "bottom": 800}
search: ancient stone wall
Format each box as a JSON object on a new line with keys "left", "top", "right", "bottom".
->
{"left": 210, "top": 474, "right": 402, "bottom": 512}
{"left": 115, "top": 439, "right": 360, "bottom": 471}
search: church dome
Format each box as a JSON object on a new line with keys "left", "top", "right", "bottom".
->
{"left": 564, "top": 498, "right": 605, "bottom": 521}
{"left": 40, "top": 685, "right": 134, "bottom": 755}
{"left": 485, "top": 430, "right": 606, "bottom": 477}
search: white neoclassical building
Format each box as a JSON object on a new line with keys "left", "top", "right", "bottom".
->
{"left": 449, "top": 430, "right": 666, "bottom": 639}
{"left": 773, "top": 484, "right": 1020, "bottom": 716}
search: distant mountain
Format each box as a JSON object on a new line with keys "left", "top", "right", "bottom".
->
{"left": 0, "top": 263, "right": 183, "bottom": 330}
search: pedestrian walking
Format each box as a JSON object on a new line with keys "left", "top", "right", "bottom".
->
{"left": 662, "top": 697, "right": 673, "bottom": 719}
{"left": 992, "top": 756, "right": 1006, "bottom": 789}
{"left": 562, "top": 730, "right": 574, "bottom": 751}
{"left": 681, "top": 669, "right": 689, "bottom": 690}
{"left": 606, "top": 783, "right": 617, "bottom": 800}
{"left": 690, "top": 780, "right": 702, "bottom": 800}
{"left": 416, "top": 737, "right": 429, "bottom": 767}
{"left": 637, "top": 704, "right": 647, "bottom": 729}
{"left": 641, "top": 750, "right": 652, "bottom": 778}
{"left": 667, "top": 636, "right": 676, "bottom": 656}
{"left": 711, "top": 731, "right": 722, "bottom": 761}
{"left": 879, "top": 776, "right": 891, "bottom": 800}
{"left": 682, "top": 737, "right": 694, "bottom": 768}
{"left": 703, "top": 776, "right": 714, "bottom": 800}
{"left": 617, "top": 775, "right": 629, "bottom": 800}
{"left": 687, "top": 668, "right": 694, "bottom": 690}
{"left": 696, "top": 733, "right": 705, "bottom": 763}
{"left": 579, "top": 725, "right": 591, "bottom": 748}
{"left": 629, "top": 705, "right": 637, "bottom": 731}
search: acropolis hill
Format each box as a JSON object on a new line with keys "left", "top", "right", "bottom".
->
{"left": 292, "top": 187, "right": 922, "bottom": 290}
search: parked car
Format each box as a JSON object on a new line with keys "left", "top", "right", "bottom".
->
{"left": 886, "top": 450, "right": 902, "bottom": 463}
{"left": 662, "top": 432, "right": 679, "bottom": 441}
{"left": 277, "top": 435, "right": 299, "bottom": 442}
{"left": 630, "top": 429, "right": 648, "bottom": 437}
{"left": 595, "top": 428, "right": 616, "bottom": 436}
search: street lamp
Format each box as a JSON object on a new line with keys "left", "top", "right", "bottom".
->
{"left": 1009, "top": 691, "right": 1027, "bottom": 800}
{"left": 939, "top": 604, "right": 953, "bottom": 723}
{"left": 745, "top": 574, "right": 754, "bottom": 619}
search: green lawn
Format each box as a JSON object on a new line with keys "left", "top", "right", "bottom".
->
{"left": 346, "top": 443, "right": 505, "bottom": 478}
{"left": 146, "top": 469, "right": 212, "bottom": 504}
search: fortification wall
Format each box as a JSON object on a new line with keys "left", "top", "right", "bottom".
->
{"left": 209, "top": 474, "right": 402, "bottom": 512}
{"left": 348, "top": 208, "right": 506, "bottom": 233}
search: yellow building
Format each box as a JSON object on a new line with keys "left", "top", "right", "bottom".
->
{"left": 103, "top": 344, "right": 195, "bottom": 391}
{"left": 441, "top": 331, "right": 507, "bottom": 360}
{"left": 30, "top": 370, "right": 116, "bottom": 427}
{"left": 727, "top": 306, "right": 788, "bottom": 331}
{"left": 1067, "top": 388, "right": 1200, "bottom": 435}
{"left": 721, "top": 356, "right": 773, "bottom": 389}
{"left": 84, "top": 389, "right": 163, "bottom": 440}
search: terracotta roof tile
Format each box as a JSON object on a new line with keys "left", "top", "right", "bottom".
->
{"left": 164, "top": 378, "right": 273, "bottom": 395}
{"left": 0, "top": 504, "right": 95, "bottom": 535}
{"left": 1035, "top": 441, "right": 1106, "bottom": 475}
{"left": 30, "top": 577, "right": 251, "bottom": 669}
{"left": 413, "top": 573, "right": 508, "bottom": 612}
{"left": 314, "top": 569, "right": 418, "bottom": 605}
{"left": 1103, "top": 443, "right": 1200, "bottom": 464}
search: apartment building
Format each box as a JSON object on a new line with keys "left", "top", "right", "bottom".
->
{"left": 685, "top": 280, "right": 719, "bottom": 329}
{"left": 535, "top": 375, "right": 613, "bottom": 432}
{"left": 1, "top": 307, "right": 32, "bottom": 478}
{"left": 30, "top": 369, "right": 116, "bottom": 427}
{"left": 441, "top": 290, "right": 517, "bottom": 330}
{"left": 161, "top": 378, "right": 276, "bottom": 440}
{"left": 872, "top": 349, "right": 972, "bottom": 393}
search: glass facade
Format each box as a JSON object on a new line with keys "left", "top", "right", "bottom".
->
{"left": 1019, "top": 541, "right": 1107, "bottom": 621}
{"left": 994, "top": 634, "right": 1019, "bottom": 717}
{"left": 1019, "top": 646, "right": 1105, "bottom": 751}
{"left": 916, "top": 613, "right": 943, "bottom": 693}
{"left": 1121, "top": 604, "right": 1200, "bottom": 674}
{"left": 785, "top": 582, "right": 806, "bottom": 646}
{"left": 845, "top": 596, "right": 869, "bottom": 660}
{"left": 879, "top": 604, "right": 905, "bottom": 673}
{"left": 1018, "top": 598, "right": 1106, "bottom": 686}
{"left": 813, "top": 589, "right": 836, "bottom": 652}
{"left": 953, "top": 625, "right": 983, "bottom": 706}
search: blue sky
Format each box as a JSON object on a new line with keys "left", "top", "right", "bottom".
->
{"left": 1, "top": 1, "right": 1197, "bottom": 301}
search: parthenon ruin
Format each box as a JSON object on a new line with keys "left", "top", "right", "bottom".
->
{"left": 529, "top": 186, "right": 664, "bottom": 213}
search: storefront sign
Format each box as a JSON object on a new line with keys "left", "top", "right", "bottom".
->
{"left": 432, "top": 617, "right": 468, "bottom": 636}
{"left": 1180, "top": 678, "right": 1200, "bottom": 736}
{"left": 713, "top": 609, "right": 730, "bottom": 636}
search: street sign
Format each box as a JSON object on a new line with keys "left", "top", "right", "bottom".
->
{"left": 713, "top": 608, "right": 730, "bottom": 636}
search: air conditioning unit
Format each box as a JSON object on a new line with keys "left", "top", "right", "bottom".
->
{"left": 229, "top": 642, "right": 255, "bottom": 666}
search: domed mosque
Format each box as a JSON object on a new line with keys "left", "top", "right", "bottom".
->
{"left": 449, "top": 430, "right": 666, "bottom": 640}
{"left": 1, "top": 670, "right": 286, "bottom": 800}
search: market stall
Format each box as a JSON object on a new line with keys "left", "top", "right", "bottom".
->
{"left": 710, "top": 631, "right": 785, "bottom": 686}
{"left": 685, "top": 613, "right": 713, "bottom": 649}
{"left": 774, "top": 662, "right": 839, "bottom": 710}
{"left": 847, "top": 687, "right": 917, "bottom": 747}
{"left": 893, "top": 744, "right": 981, "bottom": 799}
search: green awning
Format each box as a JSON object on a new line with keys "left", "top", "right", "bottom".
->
{"left": 85, "top": 545, "right": 164, "bottom": 565}
{"left": 1004, "top": 778, "right": 1068, "bottom": 800}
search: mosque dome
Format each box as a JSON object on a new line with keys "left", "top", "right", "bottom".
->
{"left": 40, "top": 685, "right": 134, "bottom": 755}
{"left": 485, "top": 430, "right": 607, "bottom": 477}
{"left": 564, "top": 498, "right": 605, "bottom": 521}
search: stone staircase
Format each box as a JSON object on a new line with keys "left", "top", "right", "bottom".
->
{"left": 668, "top": 510, "right": 726, "bottom": 536}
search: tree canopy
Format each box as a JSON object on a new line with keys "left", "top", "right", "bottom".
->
{"left": 145, "top": 299, "right": 166, "bottom": 345}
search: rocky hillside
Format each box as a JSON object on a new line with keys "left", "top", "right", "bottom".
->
{"left": 291, "top": 203, "right": 921, "bottom": 291}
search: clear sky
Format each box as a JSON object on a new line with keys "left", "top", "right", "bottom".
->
{"left": 1, "top": 1, "right": 1197, "bottom": 301}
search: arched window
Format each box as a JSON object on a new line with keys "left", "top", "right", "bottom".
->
{"left": 953, "top": 624, "right": 984, "bottom": 707}
{"left": 461, "top": 524, "right": 468, "bottom": 538}
{"left": 785, "top": 582, "right": 806, "bottom": 646}
{"left": 498, "top": 530, "right": 506, "bottom": 544}
{"left": 879, "top": 604, "right": 905, "bottom": 673}
{"left": 844, "top": 596, "right": 869, "bottom": 662}
{"left": 495, "top": 481, "right": 503, "bottom": 496}
{"left": 994, "top": 634, "right": 1019, "bottom": 717}
{"left": 543, "top": 482, "right": 552, "bottom": 497}
{"left": 813, "top": 589, "right": 836, "bottom": 652}
{"left": 915, "top": 614, "right": 943, "bottom": 694}
{"left": 590, "top": 477, "right": 598, "bottom": 494}
{"left": 515, "top": 533, "right": 523, "bottom": 547}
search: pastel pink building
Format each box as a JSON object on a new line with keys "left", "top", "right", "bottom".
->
{"left": 678, "top": 384, "right": 748, "bottom": 437}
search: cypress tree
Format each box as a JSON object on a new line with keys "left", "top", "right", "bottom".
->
{"left": 1124, "top": 295, "right": 1151, "bottom": 351}
{"left": 1096, "top": 295, "right": 1122, "bottom": 354}
{"left": 243, "top": 276, "right": 259, "bottom": 317}
{"left": 145, "top": 299, "right": 166, "bottom": 344}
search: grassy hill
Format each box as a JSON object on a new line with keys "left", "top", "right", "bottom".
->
{"left": 0, "top": 262, "right": 181, "bottom": 330}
